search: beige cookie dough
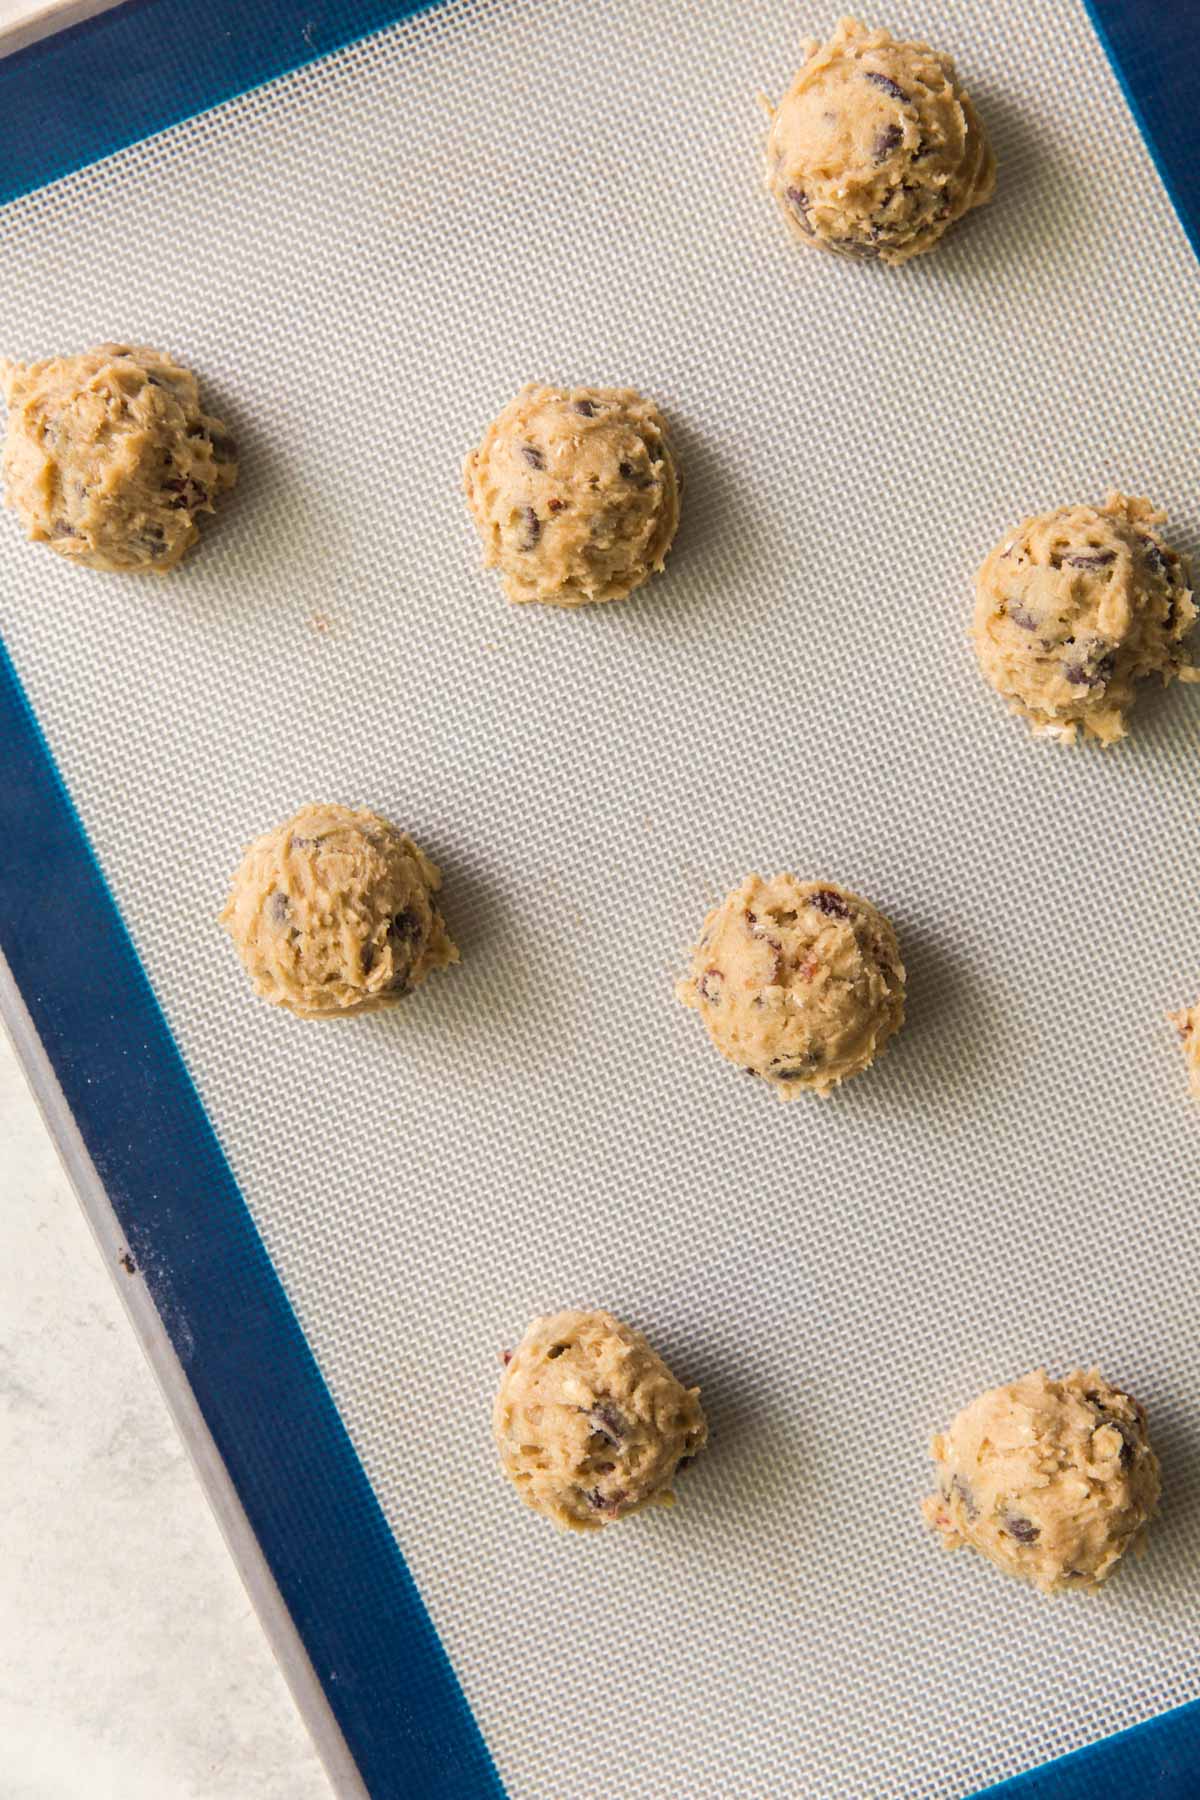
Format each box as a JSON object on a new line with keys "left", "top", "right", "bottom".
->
{"left": 1170, "top": 1000, "right": 1200, "bottom": 1099}
{"left": 765, "top": 17, "right": 994, "bottom": 265}
{"left": 220, "top": 803, "right": 457, "bottom": 1019}
{"left": 493, "top": 1309, "right": 707, "bottom": 1531}
{"left": 462, "top": 383, "right": 680, "bottom": 607}
{"left": 923, "top": 1368, "right": 1160, "bottom": 1595}
{"left": 1, "top": 344, "right": 236, "bottom": 573}
{"left": 974, "top": 492, "right": 1198, "bottom": 745}
{"left": 677, "top": 873, "right": 904, "bottom": 1098}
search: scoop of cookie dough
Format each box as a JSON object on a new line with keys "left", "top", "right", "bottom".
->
{"left": 220, "top": 803, "right": 457, "bottom": 1019}
{"left": 676, "top": 873, "right": 904, "bottom": 1098}
{"left": 493, "top": 1309, "right": 707, "bottom": 1531}
{"left": 974, "top": 492, "right": 1198, "bottom": 745}
{"left": 923, "top": 1368, "right": 1160, "bottom": 1595}
{"left": 462, "top": 383, "right": 680, "bottom": 607}
{"left": 1, "top": 344, "right": 237, "bottom": 573}
{"left": 1170, "top": 1001, "right": 1200, "bottom": 1100}
{"left": 765, "top": 16, "right": 994, "bottom": 265}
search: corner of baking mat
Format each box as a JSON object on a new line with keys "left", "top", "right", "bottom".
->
{"left": 0, "top": 0, "right": 450, "bottom": 208}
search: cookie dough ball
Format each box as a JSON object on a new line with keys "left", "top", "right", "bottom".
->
{"left": 1, "top": 344, "right": 237, "bottom": 573}
{"left": 493, "top": 1309, "right": 707, "bottom": 1531}
{"left": 220, "top": 803, "right": 457, "bottom": 1019}
{"left": 765, "top": 17, "right": 994, "bottom": 265}
{"left": 923, "top": 1368, "right": 1160, "bottom": 1595}
{"left": 974, "top": 493, "right": 1198, "bottom": 745}
{"left": 676, "top": 874, "right": 904, "bottom": 1098}
{"left": 1171, "top": 1001, "right": 1200, "bottom": 1100}
{"left": 462, "top": 383, "right": 680, "bottom": 607}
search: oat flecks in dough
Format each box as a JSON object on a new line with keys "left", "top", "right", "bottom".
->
{"left": 677, "top": 873, "right": 905, "bottom": 1099}
{"left": 1170, "top": 1001, "right": 1200, "bottom": 1100}
{"left": 973, "top": 492, "right": 1198, "bottom": 746}
{"left": 922, "top": 1368, "right": 1161, "bottom": 1595}
{"left": 462, "top": 383, "right": 680, "bottom": 608}
{"left": 219, "top": 802, "right": 457, "bottom": 1019}
{"left": 765, "top": 16, "right": 994, "bottom": 266}
{"left": 493, "top": 1309, "right": 707, "bottom": 1531}
{"left": 0, "top": 344, "right": 237, "bottom": 573}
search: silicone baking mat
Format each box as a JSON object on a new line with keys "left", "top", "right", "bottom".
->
{"left": 1, "top": 2, "right": 1199, "bottom": 1795}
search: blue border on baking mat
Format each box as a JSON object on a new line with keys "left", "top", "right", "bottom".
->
{"left": 970, "top": 1696, "right": 1200, "bottom": 1799}
{"left": 1083, "top": 0, "right": 1200, "bottom": 264}
{"left": 1, "top": 0, "right": 1199, "bottom": 1796}
{"left": 0, "top": 0, "right": 444, "bottom": 208}
{"left": 0, "top": 633, "right": 503, "bottom": 1796}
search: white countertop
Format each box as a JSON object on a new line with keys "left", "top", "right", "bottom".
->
{"left": 0, "top": 1028, "right": 332, "bottom": 1800}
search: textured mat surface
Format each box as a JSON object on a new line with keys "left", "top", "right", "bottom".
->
{"left": 1, "top": 3, "right": 1199, "bottom": 1795}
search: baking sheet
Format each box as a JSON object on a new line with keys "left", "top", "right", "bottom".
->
{"left": 1, "top": 2, "right": 1199, "bottom": 1794}
{"left": 0, "top": 0, "right": 122, "bottom": 55}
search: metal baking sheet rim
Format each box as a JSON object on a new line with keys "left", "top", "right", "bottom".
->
{"left": 0, "top": 0, "right": 123, "bottom": 58}
{"left": 1, "top": 1, "right": 1199, "bottom": 1795}
{"left": 0, "top": 949, "right": 369, "bottom": 1800}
